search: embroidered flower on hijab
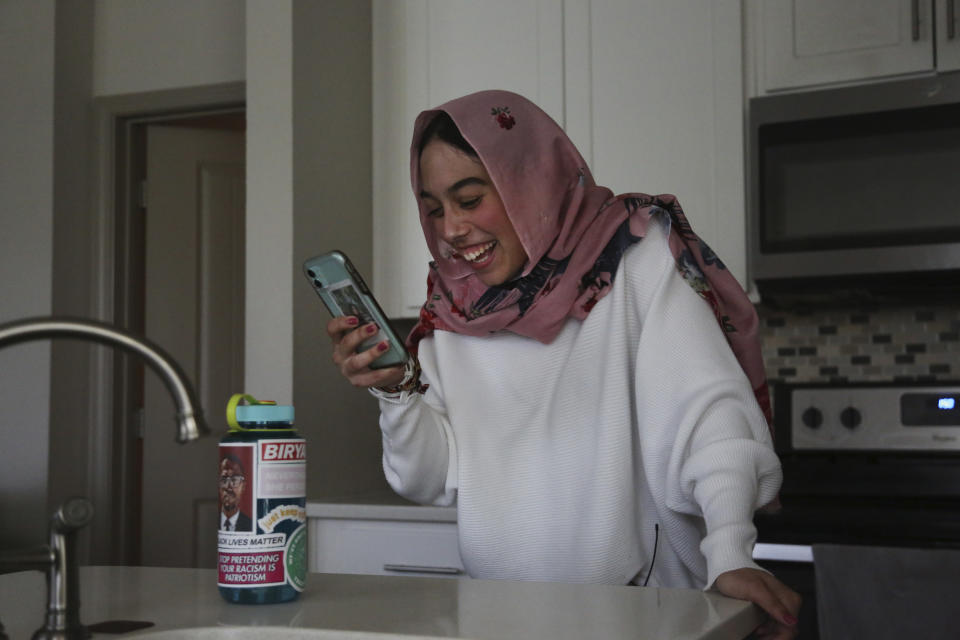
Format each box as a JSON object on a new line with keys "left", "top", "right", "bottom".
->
{"left": 491, "top": 106, "right": 516, "bottom": 130}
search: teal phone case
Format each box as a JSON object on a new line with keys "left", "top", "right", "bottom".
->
{"left": 303, "top": 251, "right": 409, "bottom": 369}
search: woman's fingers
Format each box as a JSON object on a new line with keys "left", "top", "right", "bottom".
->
{"left": 714, "top": 568, "right": 800, "bottom": 639}
{"left": 753, "top": 616, "right": 796, "bottom": 640}
{"left": 326, "top": 314, "right": 358, "bottom": 337}
{"left": 328, "top": 318, "right": 375, "bottom": 363}
{"left": 764, "top": 571, "right": 802, "bottom": 620}
{"left": 325, "top": 316, "right": 405, "bottom": 389}
{"left": 343, "top": 340, "right": 397, "bottom": 378}
{"left": 752, "top": 572, "right": 800, "bottom": 627}
{"left": 340, "top": 324, "right": 379, "bottom": 362}
{"left": 343, "top": 358, "right": 405, "bottom": 389}
{"left": 340, "top": 345, "right": 405, "bottom": 388}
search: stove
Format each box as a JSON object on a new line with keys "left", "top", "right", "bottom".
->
{"left": 752, "top": 381, "right": 960, "bottom": 637}
{"left": 758, "top": 381, "right": 960, "bottom": 545}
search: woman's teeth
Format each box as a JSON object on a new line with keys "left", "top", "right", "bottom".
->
{"left": 461, "top": 241, "right": 496, "bottom": 263}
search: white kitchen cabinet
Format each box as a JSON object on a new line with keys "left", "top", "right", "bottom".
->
{"left": 748, "top": 0, "right": 960, "bottom": 95}
{"left": 753, "top": 0, "right": 932, "bottom": 92}
{"left": 564, "top": 0, "right": 748, "bottom": 287}
{"left": 937, "top": 0, "right": 960, "bottom": 71}
{"left": 308, "top": 503, "right": 463, "bottom": 578}
{"left": 373, "top": 0, "right": 749, "bottom": 315}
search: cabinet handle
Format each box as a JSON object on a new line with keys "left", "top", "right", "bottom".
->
{"left": 949, "top": 0, "right": 957, "bottom": 40}
{"left": 912, "top": 0, "right": 921, "bottom": 41}
{"left": 383, "top": 563, "right": 462, "bottom": 575}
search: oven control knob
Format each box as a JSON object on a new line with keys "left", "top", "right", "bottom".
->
{"left": 840, "top": 407, "right": 862, "bottom": 429}
{"left": 801, "top": 407, "right": 823, "bottom": 429}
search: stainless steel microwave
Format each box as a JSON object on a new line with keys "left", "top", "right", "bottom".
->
{"left": 748, "top": 72, "right": 960, "bottom": 291}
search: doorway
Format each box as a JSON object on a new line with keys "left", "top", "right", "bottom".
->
{"left": 114, "top": 108, "right": 246, "bottom": 568}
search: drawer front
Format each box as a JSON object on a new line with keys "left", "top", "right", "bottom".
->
{"left": 309, "top": 518, "right": 464, "bottom": 578}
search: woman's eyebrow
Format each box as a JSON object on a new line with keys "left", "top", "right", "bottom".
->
{"left": 447, "top": 176, "right": 487, "bottom": 193}
{"left": 420, "top": 176, "right": 488, "bottom": 200}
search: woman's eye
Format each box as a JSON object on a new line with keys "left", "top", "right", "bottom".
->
{"left": 461, "top": 196, "right": 482, "bottom": 209}
{"left": 426, "top": 207, "right": 443, "bottom": 218}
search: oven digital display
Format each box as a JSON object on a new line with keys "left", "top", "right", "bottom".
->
{"left": 901, "top": 393, "right": 960, "bottom": 426}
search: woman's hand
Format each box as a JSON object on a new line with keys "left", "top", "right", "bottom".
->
{"left": 327, "top": 316, "right": 406, "bottom": 389}
{"left": 714, "top": 568, "right": 801, "bottom": 640}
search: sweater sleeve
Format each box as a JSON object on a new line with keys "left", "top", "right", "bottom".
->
{"left": 630, "top": 220, "right": 782, "bottom": 589}
{"left": 372, "top": 336, "right": 458, "bottom": 507}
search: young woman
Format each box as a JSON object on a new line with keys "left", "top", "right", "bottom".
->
{"left": 328, "top": 90, "right": 800, "bottom": 639}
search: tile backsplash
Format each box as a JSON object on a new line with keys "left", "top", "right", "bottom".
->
{"left": 757, "top": 305, "right": 960, "bottom": 385}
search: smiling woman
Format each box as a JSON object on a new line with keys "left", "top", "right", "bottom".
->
{"left": 417, "top": 134, "right": 527, "bottom": 287}
{"left": 323, "top": 90, "right": 801, "bottom": 639}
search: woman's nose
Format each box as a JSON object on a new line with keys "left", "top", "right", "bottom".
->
{"left": 441, "top": 211, "right": 470, "bottom": 242}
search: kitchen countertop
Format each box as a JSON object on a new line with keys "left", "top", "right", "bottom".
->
{"left": 0, "top": 566, "right": 763, "bottom": 639}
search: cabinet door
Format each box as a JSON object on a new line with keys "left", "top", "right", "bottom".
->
{"left": 565, "top": 0, "right": 748, "bottom": 286}
{"left": 937, "top": 0, "right": 960, "bottom": 71}
{"left": 373, "top": 0, "right": 564, "bottom": 317}
{"left": 309, "top": 517, "right": 464, "bottom": 577}
{"left": 757, "top": 0, "right": 934, "bottom": 92}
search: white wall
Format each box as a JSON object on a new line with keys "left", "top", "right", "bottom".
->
{"left": 0, "top": 0, "right": 55, "bottom": 547}
{"left": 245, "top": 0, "right": 293, "bottom": 401}
{"left": 93, "top": 0, "right": 245, "bottom": 97}
{"left": 290, "top": 1, "right": 386, "bottom": 499}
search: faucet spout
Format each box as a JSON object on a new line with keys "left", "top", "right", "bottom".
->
{"left": 0, "top": 316, "right": 208, "bottom": 441}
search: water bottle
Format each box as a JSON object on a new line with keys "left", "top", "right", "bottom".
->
{"left": 218, "top": 394, "right": 307, "bottom": 604}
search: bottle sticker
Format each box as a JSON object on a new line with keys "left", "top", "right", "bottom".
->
{"left": 218, "top": 439, "right": 307, "bottom": 590}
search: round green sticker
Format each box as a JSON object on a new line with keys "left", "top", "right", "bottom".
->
{"left": 285, "top": 523, "right": 307, "bottom": 592}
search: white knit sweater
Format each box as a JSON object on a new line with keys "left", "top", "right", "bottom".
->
{"left": 374, "top": 218, "right": 781, "bottom": 589}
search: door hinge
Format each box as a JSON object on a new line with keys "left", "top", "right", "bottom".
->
{"left": 135, "top": 407, "right": 145, "bottom": 438}
{"left": 138, "top": 179, "right": 148, "bottom": 209}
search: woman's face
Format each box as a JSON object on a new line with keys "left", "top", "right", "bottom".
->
{"left": 418, "top": 139, "right": 527, "bottom": 287}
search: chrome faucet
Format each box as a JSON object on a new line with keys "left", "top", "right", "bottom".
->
{"left": 0, "top": 316, "right": 210, "bottom": 639}
{"left": 0, "top": 316, "right": 207, "bottom": 442}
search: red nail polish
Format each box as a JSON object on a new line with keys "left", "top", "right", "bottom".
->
{"left": 377, "top": 341, "right": 388, "bottom": 352}
{"left": 784, "top": 614, "right": 798, "bottom": 625}
{"left": 366, "top": 324, "right": 377, "bottom": 334}
{"left": 347, "top": 316, "right": 359, "bottom": 326}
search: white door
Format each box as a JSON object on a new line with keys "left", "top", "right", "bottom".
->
{"left": 758, "top": 0, "right": 934, "bottom": 92}
{"left": 141, "top": 124, "right": 245, "bottom": 568}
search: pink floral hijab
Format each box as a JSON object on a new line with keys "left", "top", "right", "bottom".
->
{"left": 407, "top": 90, "right": 772, "bottom": 424}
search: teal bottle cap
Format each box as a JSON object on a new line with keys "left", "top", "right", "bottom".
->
{"left": 235, "top": 403, "right": 295, "bottom": 424}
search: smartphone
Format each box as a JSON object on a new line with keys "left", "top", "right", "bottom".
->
{"left": 302, "top": 250, "right": 410, "bottom": 369}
